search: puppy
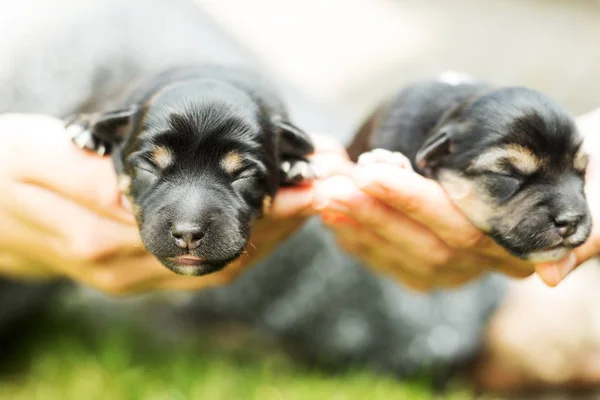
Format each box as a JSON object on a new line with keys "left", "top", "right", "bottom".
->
{"left": 64, "top": 65, "right": 315, "bottom": 276}
{"left": 348, "top": 75, "right": 591, "bottom": 262}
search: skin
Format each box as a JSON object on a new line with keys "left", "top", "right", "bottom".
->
{"left": 0, "top": 113, "right": 351, "bottom": 295}
{"left": 2, "top": 109, "right": 600, "bottom": 390}
{"left": 318, "top": 108, "right": 600, "bottom": 291}
{"left": 473, "top": 106, "right": 600, "bottom": 391}
{"left": 318, "top": 106, "right": 600, "bottom": 391}
{"left": 7, "top": 110, "right": 595, "bottom": 294}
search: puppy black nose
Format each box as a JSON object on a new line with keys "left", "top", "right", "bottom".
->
{"left": 171, "top": 223, "right": 205, "bottom": 250}
{"left": 554, "top": 215, "right": 582, "bottom": 238}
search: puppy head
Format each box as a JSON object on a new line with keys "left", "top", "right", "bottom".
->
{"left": 416, "top": 87, "right": 591, "bottom": 262}
{"left": 90, "top": 80, "right": 313, "bottom": 275}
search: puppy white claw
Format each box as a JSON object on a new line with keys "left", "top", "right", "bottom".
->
{"left": 70, "top": 128, "right": 94, "bottom": 150}
{"left": 281, "top": 161, "right": 291, "bottom": 174}
{"left": 357, "top": 148, "right": 413, "bottom": 170}
{"left": 66, "top": 121, "right": 111, "bottom": 156}
{"left": 281, "top": 160, "right": 315, "bottom": 184}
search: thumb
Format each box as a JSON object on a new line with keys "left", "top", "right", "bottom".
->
{"left": 534, "top": 230, "right": 600, "bottom": 286}
{"left": 534, "top": 252, "right": 577, "bottom": 287}
{"left": 270, "top": 149, "right": 354, "bottom": 219}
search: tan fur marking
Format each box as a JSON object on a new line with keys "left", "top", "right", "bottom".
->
{"left": 262, "top": 195, "right": 272, "bottom": 216}
{"left": 437, "top": 169, "right": 496, "bottom": 232}
{"left": 151, "top": 146, "right": 174, "bottom": 169}
{"left": 574, "top": 147, "right": 589, "bottom": 172}
{"left": 221, "top": 151, "right": 243, "bottom": 175}
{"left": 470, "top": 144, "right": 540, "bottom": 175}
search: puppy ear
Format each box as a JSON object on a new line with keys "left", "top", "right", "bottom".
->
{"left": 415, "top": 128, "right": 452, "bottom": 175}
{"left": 68, "top": 105, "right": 141, "bottom": 156}
{"left": 273, "top": 118, "right": 316, "bottom": 185}
{"left": 275, "top": 119, "right": 315, "bottom": 157}
{"left": 93, "top": 107, "right": 140, "bottom": 143}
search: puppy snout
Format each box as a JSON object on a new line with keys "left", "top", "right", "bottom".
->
{"left": 553, "top": 214, "right": 583, "bottom": 239}
{"left": 171, "top": 223, "right": 206, "bottom": 250}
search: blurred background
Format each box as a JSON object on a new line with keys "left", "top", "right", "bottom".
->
{"left": 1, "top": 0, "right": 600, "bottom": 399}
{"left": 196, "top": 0, "right": 600, "bottom": 132}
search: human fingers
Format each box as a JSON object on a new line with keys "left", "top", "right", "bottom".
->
{"left": 8, "top": 182, "right": 145, "bottom": 265}
{"left": 0, "top": 113, "right": 134, "bottom": 224}
{"left": 327, "top": 216, "right": 483, "bottom": 289}
{"left": 309, "top": 133, "right": 350, "bottom": 158}
{"left": 315, "top": 175, "right": 456, "bottom": 266}
{"left": 270, "top": 149, "right": 353, "bottom": 219}
{"left": 357, "top": 148, "right": 413, "bottom": 170}
{"left": 352, "top": 163, "right": 485, "bottom": 249}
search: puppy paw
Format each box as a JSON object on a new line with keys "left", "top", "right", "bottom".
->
{"left": 280, "top": 159, "right": 316, "bottom": 185}
{"left": 357, "top": 148, "right": 413, "bottom": 170}
{"left": 65, "top": 117, "right": 111, "bottom": 156}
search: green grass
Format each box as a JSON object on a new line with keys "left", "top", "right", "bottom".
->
{"left": 0, "top": 310, "right": 473, "bottom": 400}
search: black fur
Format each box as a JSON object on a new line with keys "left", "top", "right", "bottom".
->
{"left": 349, "top": 78, "right": 591, "bottom": 261}
{"left": 66, "top": 65, "right": 314, "bottom": 276}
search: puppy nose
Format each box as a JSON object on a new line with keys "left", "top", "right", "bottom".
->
{"left": 554, "top": 215, "right": 582, "bottom": 238}
{"left": 171, "top": 223, "right": 205, "bottom": 250}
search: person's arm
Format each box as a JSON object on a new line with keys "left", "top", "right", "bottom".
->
{"left": 317, "top": 108, "right": 600, "bottom": 290}
{"left": 0, "top": 113, "right": 350, "bottom": 294}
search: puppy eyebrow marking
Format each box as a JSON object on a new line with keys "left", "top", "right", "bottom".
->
{"left": 262, "top": 195, "right": 272, "bottom": 216}
{"left": 151, "top": 145, "right": 174, "bottom": 169}
{"left": 470, "top": 144, "right": 540, "bottom": 175}
{"left": 573, "top": 145, "right": 589, "bottom": 172}
{"left": 221, "top": 151, "right": 244, "bottom": 175}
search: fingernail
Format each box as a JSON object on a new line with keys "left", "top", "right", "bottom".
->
{"left": 318, "top": 200, "right": 349, "bottom": 214}
{"left": 537, "top": 252, "right": 577, "bottom": 286}
{"left": 357, "top": 152, "right": 377, "bottom": 166}
{"left": 321, "top": 212, "right": 354, "bottom": 226}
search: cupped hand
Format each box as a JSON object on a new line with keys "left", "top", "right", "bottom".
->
{"left": 0, "top": 113, "right": 350, "bottom": 295}
{"left": 316, "top": 149, "right": 534, "bottom": 291}
{"left": 318, "top": 107, "right": 600, "bottom": 291}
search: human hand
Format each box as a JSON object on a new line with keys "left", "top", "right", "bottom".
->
{"left": 0, "top": 113, "right": 350, "bottom": 295}
{"left": 316, "top": 149, "right": 534, "bottom": 291}
{"left": 319, "top": 106, "right": 600, "bottom": 291}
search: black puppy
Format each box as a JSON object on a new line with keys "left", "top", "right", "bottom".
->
{"left": 348, "top": 74, "right": 591, "bottom": 262}
{"left": 65, "top": 65, "right": 314, "bottom": 276}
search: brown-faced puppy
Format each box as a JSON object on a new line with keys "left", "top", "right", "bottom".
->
{"left": 348, "top": 75, "right": 591, "bottom": 262}
{"left": 64, "top": 65, "right": 315, "bottom": 276}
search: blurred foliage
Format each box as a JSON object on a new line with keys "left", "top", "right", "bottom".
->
{"left": 0, "top": 309, "right": 474, "bottom": 400}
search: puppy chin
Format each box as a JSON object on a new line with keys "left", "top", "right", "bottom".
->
{"left": 522, "top": 247, "right": 570, "bottom": 263}
{"left": 161, "top": 254, "right": 239, "bottom": 277}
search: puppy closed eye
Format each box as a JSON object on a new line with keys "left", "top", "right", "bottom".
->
{"left": 231, "top": 168, "right": 265, "bottom": 205}
{"left": 133, "top": 162, "right": 158, "bottom": 182}
{"left": 129, "top": 163, "right": 158, "bottom": 197}
{"left": 232, "top": 169, "right": 261, "bottom": 187}
{"left": 486, "top": 173, "right": 523, "bottom": 202}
